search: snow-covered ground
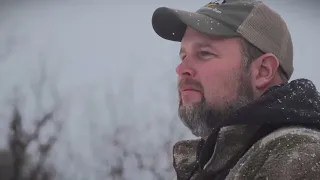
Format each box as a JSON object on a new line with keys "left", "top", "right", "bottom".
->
{"left": 0, "top": 0, "right": 318, "bottom": 179}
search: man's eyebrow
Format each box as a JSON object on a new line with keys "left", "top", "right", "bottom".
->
{"left": 179, "top": 42, "right": 216, "bottom": 56}
{"left": 197, "top": 42, "right": 216, "bottom": 49}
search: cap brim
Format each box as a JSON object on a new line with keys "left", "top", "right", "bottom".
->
{"left": 152, "top": 7, "right": 239, "bottom": 42}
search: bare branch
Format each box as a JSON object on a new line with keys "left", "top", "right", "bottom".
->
{"left": 8, "top": 106, "right": 60, "bottom": 180}
{"left": 9, "top": 107, "right": 27, "bottom": 180}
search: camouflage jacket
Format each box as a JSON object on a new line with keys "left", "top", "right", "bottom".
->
{"left": 173, "top": 79, "right": 320, "bottom": 180}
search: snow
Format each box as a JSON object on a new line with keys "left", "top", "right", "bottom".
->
{"left": 0, "top": 0, "right": 319, "bottom": 179}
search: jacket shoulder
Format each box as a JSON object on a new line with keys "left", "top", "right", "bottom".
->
{"left": 227, "top": 126, "right": 320, "bottom": 180}
{"left": 259, "top": 126, "right": 320, "bottom": 147}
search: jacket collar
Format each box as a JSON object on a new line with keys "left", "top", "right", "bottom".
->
{"left": 173, "top": 125, "right": 261, "bottom": 179}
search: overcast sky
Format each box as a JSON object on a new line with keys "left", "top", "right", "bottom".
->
{"left": 0, "top": 0, "right": 319, "bottom": 179}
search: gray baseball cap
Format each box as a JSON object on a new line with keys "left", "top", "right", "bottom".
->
{"left": 151, "top": 0, "right": 294, "bottom": 79}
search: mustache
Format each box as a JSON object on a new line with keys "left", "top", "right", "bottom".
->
{"left": 178, "top": 78, "right": 204, "bottom": 92}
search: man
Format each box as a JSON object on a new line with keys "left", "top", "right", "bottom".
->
{"left": 151, "top": 0, "right": 320, "bottom": 180}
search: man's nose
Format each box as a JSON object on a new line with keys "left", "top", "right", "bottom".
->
{"left": 176, "top": 60, "right": 195, "bottom": 77}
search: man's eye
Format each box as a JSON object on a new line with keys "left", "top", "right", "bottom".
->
{"left": 179, "top": 55, "right": 186, "bottom": 61}
{"left": 199, "top": 51, "right": 214, "bottom": 57}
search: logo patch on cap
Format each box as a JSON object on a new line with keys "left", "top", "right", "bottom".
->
{"left": 204, "top": 0, "right": 226, "bottom": 7}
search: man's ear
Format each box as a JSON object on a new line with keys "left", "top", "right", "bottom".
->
{"left": 250, "top": 53, "right": 280, "bottom": 90}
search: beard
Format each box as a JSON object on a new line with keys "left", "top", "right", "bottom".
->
{"left": 178, "top": 67, "right": 254, "bottom": 138}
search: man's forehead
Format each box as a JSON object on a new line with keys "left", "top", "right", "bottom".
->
{"left": 183, "top": 41, "right": 212, "bottom": 48}
{"left": 182, "top": 31, "right": 238, "bottom": 47}
{"left": 180, "top": 37, "right": 237, "bottom": 51}
{"left": 183, "top": 27, "right": 227, "bottom": 40}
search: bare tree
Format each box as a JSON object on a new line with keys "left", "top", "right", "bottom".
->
{"left": 1, "top": 48, "right": 63, "bottom": 180}
{"left": 8, "top": 106, "right": 61, "bottom": 180}
{"left": 106, "top": 116, "right": 185, "bottom": 180}
{"left": 97, "top": 67, "right": 191, "bottom": 179}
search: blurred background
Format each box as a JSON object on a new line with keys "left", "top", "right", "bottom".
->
{"left": 0, "top": 0, "right": 319, "bottom": 179}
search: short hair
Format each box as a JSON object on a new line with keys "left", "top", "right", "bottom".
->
{"left": 240, "top": 38, "right": 288, "bottom": 82}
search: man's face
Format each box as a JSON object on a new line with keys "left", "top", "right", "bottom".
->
{"left": 177, "top": 27, "right": 254, "bottom": 137}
